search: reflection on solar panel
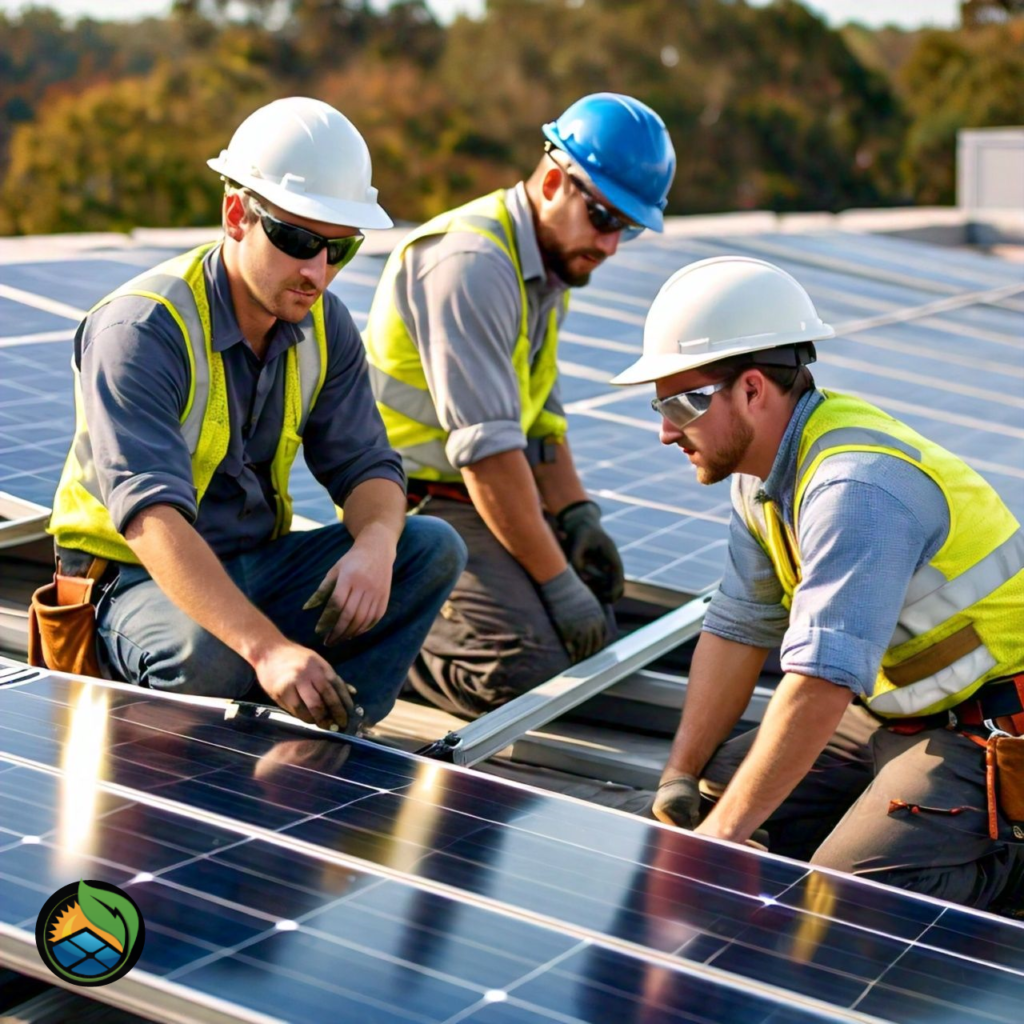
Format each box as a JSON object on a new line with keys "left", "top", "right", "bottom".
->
{"left": 2, "top": 659, "right": 1022, "bottom": 1023}
{"left": 1, "top": 227, "right": 1021, "bottom": 597}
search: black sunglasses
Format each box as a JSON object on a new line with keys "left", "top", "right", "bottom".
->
{"left": 567, "top": 174, "right": 644, "bottom": 241}
{"left": 250, "top": 198, "right": 364, "bottom": 269}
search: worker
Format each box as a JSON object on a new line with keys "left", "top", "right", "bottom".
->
{"left": 364, "top": 93, "right": 676, "bottom": 718}
{"left": 611, "top": 256, "right": 1024, "bottom": 912}
{"left": 47, "top": 97, "right": 467, "bottom": 731}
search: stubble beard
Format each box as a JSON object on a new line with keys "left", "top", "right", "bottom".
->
{"left": 692, "top": 417, "right": 754, "bottom": 486}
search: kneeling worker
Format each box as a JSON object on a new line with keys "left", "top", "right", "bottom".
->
{"left": 364, "top": 93, "right": 676, "bottom": 718}
{"left": 47, "top": 98, "right": 466, "bottom": 730}
{"left": 612, "top": 256, "right": 1023, "bottom": 912}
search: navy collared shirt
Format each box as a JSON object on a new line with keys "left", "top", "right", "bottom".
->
{"left": 74, "top": 244, "right": 404, "bottom": 558}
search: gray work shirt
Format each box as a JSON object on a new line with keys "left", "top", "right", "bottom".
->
{"left": 393, "top": 182, "right": 568, "bottom": 469}
{"left": 703, "top": 388, "right": 951, "bottom": 698}
{"left": 75, "top": 244, "right": 404, "bottom": 559}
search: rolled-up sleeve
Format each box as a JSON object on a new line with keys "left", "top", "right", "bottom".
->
{"left": 78, "top": 298, "right": 197, "bottom": 533}
{"left": 397, "top": 238, "right": 526, "bottom": 469}
{"left": 781, "top": 474, "right": 938, "bottom": 696}
{"left": 703, "top": 503, "right": 790, "bottom": 649}
{"left": 303, "top": 295, "right": 405, "bottom": 504}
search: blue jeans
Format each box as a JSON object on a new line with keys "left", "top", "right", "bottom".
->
{"left": 96, "top": 517, "right": 466, "bottom": 724}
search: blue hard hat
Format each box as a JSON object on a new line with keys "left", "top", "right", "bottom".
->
{"left": 542, "top": 93, "right": 676, "bottom": 233}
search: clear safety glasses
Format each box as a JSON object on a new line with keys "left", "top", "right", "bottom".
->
{"left": 651, "top": 379, "right": 733, "bottom": 430}
{"left": 250, "top": 199, "right": 364, "bottom": 268}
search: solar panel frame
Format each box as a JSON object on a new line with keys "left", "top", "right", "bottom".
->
{"left": 3, "top": 661, "right": 1023, "bottom": 1024}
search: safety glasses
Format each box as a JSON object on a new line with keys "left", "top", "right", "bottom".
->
{"left": 568, "top": 174, "right": 645, "bottom": 242}
{"left": 651, "top": 379, "right": 733, "bottom": 429}
{"left": 250, "top": 199, "right": 364, "bottom": 269}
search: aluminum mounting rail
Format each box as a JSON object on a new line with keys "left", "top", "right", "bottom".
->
{"left": 418, "top": 591, "right": 712, "bottom": 767}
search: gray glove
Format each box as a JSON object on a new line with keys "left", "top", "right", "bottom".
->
{"left": 651, "top": 774, "right": 701, "bottom": 829}
{"left": 538, "top": 566, "right": 609, "bottom": 663}
{"left": 555, "top": 500, "right": 625, "bottom": 605}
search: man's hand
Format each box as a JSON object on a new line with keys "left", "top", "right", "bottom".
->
{"left": 555, "top": 500, "right": 625, "bottom": 605}
{"left": 652, "top": 774, "right": 702, "bottom": 829}
{"left": 254, "top": 641, "right": 356, "bottom": 731}
{"left": 537, "top": 565, "right": 609, "bottom": 662}
{"left": 303, "top": 535, "right": 395, "bottom": 644}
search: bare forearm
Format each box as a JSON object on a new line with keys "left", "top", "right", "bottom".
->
{"left": 342, "top": 477, "right": 406, "bottom": 555}
{"left": 123, "top": 505, "right": 283, "bottom": 665}
{"left": 698, "top": 673, "right": 854, "bottom": 843}
{"left": 532, "top": 439, "right": 588, "bottom": 516}
{"left": 663, "top": 632, "right": 770, "bottom": 781}
{"left": 462, "top": 449, "right": 566, "bottom": 583}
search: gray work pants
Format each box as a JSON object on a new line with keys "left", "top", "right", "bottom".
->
{"left": 701, "top": 703, "right": 1024, "bottom": 910}
{"left": 406, "top": 496, "right": 575, "bottom": 719}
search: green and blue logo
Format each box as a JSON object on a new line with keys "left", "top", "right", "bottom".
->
{"left": 35, "top": 879, "right": 145, "bottom": 986}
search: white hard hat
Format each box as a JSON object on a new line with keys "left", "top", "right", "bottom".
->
{"left": 207, "top": 96, "right": 392, "bottom": 230}
{"left": 611, "top": 256, "right": 834, "bottom": 386}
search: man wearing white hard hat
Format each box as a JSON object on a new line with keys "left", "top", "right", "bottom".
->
{"left": 612, "top": 256, "right": 1023, "bottom": 912}
{"left": 364, "top": 93, "right": 676, "bottom": 718}
{"left": 48, "top": 97, "right": 467, "bottom": 732}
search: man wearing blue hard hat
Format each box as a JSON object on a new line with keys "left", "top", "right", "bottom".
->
{"left": 365, "top": 93, "right": 676, "bottom": 717}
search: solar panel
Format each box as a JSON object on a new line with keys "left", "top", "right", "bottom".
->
{"left": 2, "top": 659, "right": 1022, "bottom": 1023}
{"left": 1, "top": 227, "right": 1022, "bottom": 598}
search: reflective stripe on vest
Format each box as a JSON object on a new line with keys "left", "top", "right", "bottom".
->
{"left": 363, "top": 189, "right": 568, "bottom": 482}
{"left": 738, "top": 390, "right": 1024, "bottom": 717}
{"left": 49, "top": 244, "right": 327, "bottom": 562}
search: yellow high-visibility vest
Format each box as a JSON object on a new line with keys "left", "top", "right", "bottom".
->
{"left": 363, "top": 190, "right": 567, "bottom": 482}
{"left": 49, "top": 244, "right": 328, "bottom": 562}
{"left": 738, "top": 390, "right": 1023, "bottom": 717}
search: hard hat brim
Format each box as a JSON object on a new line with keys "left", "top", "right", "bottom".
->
{"left": 542, "top": 125, "right": 665, "bottom": 233}
{"left": 209, "top": 159, "right": 394, "bottom": 230}
{"left": 610, "top": 325, "right": 835, "bottom": 386}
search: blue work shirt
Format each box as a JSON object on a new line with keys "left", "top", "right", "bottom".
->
{"left": 74, "top": 244, "right": 405, "bottom": 559}
{"left": 703, "top": 388, "right": 951, "bottom": 698}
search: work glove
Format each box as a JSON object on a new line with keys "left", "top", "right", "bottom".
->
{"left": 555, "top": 500, "right": 625, "bottom": 605}
{"left": 651, "top": 774, "right": 702, "bottom": 829}
{"left": 538, "top": 565, "right": 609, "bottom": 664}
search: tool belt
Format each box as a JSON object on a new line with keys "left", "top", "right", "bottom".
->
{"left": 887, "top": 675, "right": 1024, "bottom": 843}
{"left": 27, "top": 549, "right": 113, "bottom": 678}
{"left": 406, "top": 479, "right": 472, "bottom": 508}
{"left": 885, "top": 675, "right": 1024, "bottom": 738}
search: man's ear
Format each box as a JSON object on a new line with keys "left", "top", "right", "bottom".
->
{"left": 740, "top": 369, "right": 766, "bottom": 411}
{"left": 540, "top": 163, "right": 566, "bottom": 203}
{"left": 223, "top": 192, "right": 247, "bottom": 242}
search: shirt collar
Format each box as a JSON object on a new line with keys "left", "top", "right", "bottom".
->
{"left": 762, "top": 387, "right": 823, "bottom": 506}
{"left": 506, "top": 182, "right": 545, "bottom": 283}
{"left": 204, "top": 244, "right": 302, "bottom": 359}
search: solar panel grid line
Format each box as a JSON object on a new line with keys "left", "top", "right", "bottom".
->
{"left": 836, "top": 280, "right": 1024, "bottom": 337}
{"left": 0, "top": 329, "right": 76, "bottom": 349}
{"left": 8, "top": 667, "right": 1024, "bottom": 1019}
{"left": 819, "top": 352, "right": 1023, "bottom": 408}
{"left": 438, "top": 940, "right": 591, "bottom": 1024}
{"left": 837, "top": 388, "right": 1024, "bottom": 441}
{"left": 0, "top": 283, "right": 85, "bottom": 322}
{"left": 1, "top": 927, "right": 288, "bottom": 1024}
{"left": 835, "top": 329, "right": 1024, "bottom": 378}
{"left": 916, "top": 314, "right": 1024, "bottom": 348}
{"left": 652, "top": 231, "right": 1023, "bottom": 296}
{"left": 0, "top": 758, "right": 888, "bottom": 1024}
{"left": 590, "top": 489, "right": 732, "bottom": 526}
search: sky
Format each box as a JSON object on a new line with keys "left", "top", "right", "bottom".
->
{"left": 0, "top": 0, "right": 963, "bottom": 31}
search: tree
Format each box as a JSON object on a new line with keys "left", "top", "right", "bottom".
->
{"left": 2, "top": 58, "right": 274, "bottom": 234}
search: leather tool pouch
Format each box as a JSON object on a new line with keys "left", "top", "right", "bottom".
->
{"left": 27, "top": 559, "right": 108, "bottom": 678}
{"left": 985, "top": 735, "right": 1024, "bottom": 842}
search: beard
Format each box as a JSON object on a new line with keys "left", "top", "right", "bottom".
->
{"left": 536, "top": 222, "right": 604, "bottom": 288}
{"left": 687, "top": 415, "right": 754, "bottom": 486}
